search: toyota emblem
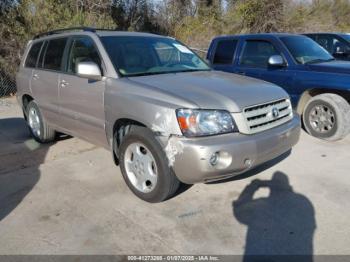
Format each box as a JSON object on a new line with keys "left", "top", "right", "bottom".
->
{"left": 272, "top": 107, "right": 279, "bottom": 118}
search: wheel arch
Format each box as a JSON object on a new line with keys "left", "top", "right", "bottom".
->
{"left": 112, "top": 118, "right": 147, "bottom": 165}
{"left": 297, "top": 88, "right": 350, "bottom": 115}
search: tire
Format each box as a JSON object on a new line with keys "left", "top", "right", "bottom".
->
{"left": 303, "top": 93, "right": 350, "bottom": 141}
{"left": 118, "top": 125, "right": 180, "bottom": 203}
{"left": 26, "top": 100, "right": 56, "bottom": 143}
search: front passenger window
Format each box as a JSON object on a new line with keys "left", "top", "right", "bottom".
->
{"left": 240, "top": 40, "right": 280, "bottom": 68}
{"left": 67, "top": 37, "right": 101, "bottom": 74}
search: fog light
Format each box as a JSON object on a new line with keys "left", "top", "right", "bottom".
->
{"left": 209, "top": 152, "right": 219, "bottom": 166}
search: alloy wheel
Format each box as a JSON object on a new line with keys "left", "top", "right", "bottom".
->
{"left": 308, "top": 104, "right": 335, "bottom": 134}
{"left": 28, "top": 107, "right": 41, "bottom": 137}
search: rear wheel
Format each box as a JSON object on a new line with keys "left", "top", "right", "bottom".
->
{"left": 26, "top": 100, "right": 56, "bottom": 143}
{"left": 303, "top": 93, "right": 350, "bottom": 141}
{"left": 118, "top": 126, "right": 180, "bottom": 203}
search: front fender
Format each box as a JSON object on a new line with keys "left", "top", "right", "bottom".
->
{"left": 104, "top": 78, "right": 196, "bottom": 148}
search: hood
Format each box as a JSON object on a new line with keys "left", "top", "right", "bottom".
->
{"left": 127, "top": 70, "right": 289, "bottom": 112}
{"left": 307, "top": 60, "right": 350, "bottom": 74}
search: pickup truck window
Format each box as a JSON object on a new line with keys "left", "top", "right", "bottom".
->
{"left": 101, "top": 36, "right": 210, "bottom": 77}
{"left": 43, "top": 38, "right": 68, "bottom": 71}
{"left": 213, "top": 39, "right": 237, "bottom": 64}
{"left": 25, "top": 42, "right": 43, "bottom": 68}
{"left": 341, "top": 35, "right": 350, "bottom": 42}
{"left": 281, "top": 36, "right": 334, "bottom": 64}
{"left": 240, "top": 40, "right": 280, "bottom": 68}
{"left": 314, "top": 35, "right": 348, "bottom": 54}
{"left": 67, "top": 37, "right": 101, "bottom": 74}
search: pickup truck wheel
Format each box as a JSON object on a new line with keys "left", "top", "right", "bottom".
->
{"left": 26, "top": 100, "right": 56, "bottom": 143}
{"left": 303, "top": 93, "right": 350, "bottom": 141}
{"left": 119, "top": 126, "right": 180, "bottom": 203}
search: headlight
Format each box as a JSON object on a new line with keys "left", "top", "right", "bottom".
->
{"left": 176, "top": 109, "right": 236, "bottom": 137}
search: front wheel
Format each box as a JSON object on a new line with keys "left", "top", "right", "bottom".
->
{"left": 118, "top": 126, "right": 180, "bottom": 203}
{"left": 303, "top": 93, "right": 350, "bottom": 141}
{"left": 26, "top": 100, "right": 56, "bottom": 143}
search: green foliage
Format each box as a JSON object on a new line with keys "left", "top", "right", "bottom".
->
{"left": 2, "top": 0, "right": 350, "bottom": 87}
{"left": 0, "top": 0, "right": 116, "bottom": 80}
{"left": 236, "top": 0, "right": 284, "bottom": 33}
{"left": 174, "top": 14, "right": 223, "bottom": 51}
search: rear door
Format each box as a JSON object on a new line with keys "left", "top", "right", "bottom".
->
{"left": 210, "top": 38, "right": 238, "bottom": 73}
{"left": 18, "top": 41, "right": 43, "bottom": 102}
{"left": 58, "top": 36, "right": 107, "bottom": 146}
{"left": 31, "top": 37, "right": 68, "bottom": 125}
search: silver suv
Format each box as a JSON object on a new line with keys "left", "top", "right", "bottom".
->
{"left": 16, "top": 28, "right": 301, "bottom": 202}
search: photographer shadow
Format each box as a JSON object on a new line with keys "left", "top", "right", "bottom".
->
{"left": 233, "top": 171, "right": 316, "bottom": 262}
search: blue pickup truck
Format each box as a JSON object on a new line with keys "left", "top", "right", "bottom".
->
{"left": 207, "top": 33, "right": 350, "bottom": 141}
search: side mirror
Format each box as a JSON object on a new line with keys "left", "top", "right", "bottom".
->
{"left": 268, "top": 55, "right": 285, "bottom": 67}
{"left": 76, "top": 62, "right": 102, "bottom": 80}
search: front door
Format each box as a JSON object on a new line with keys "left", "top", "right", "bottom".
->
{"left": 58, "top": 36, "right": 107, "bottom": 147}
{"left": 235, "top": 39, "right": 295, "bottom": 95}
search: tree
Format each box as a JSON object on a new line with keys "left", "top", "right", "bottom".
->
{"left": 196, "top": 0, "right": 222, "bottom": 18}
{"left": 154, "top": 0, "right": 195, "bottom": 34}
{"left": 0, "top": 0, "right": 116, "bottom": 91}
{"left": 111, "top": 0, "right": 158, "bottom": 32}
{"left": 236, "top": 0, "right": 285, "bottom": 33}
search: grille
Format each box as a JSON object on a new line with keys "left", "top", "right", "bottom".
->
{"left": 242, "top": 99, "right": 293, "bottom": 134}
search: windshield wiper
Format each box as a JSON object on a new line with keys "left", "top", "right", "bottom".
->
{"left": 305, "top": 58, "right": 335, "bottom": 64}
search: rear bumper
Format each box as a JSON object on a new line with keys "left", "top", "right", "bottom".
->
{"left": 172, "top": 114, "right": 301, "bottom": 184}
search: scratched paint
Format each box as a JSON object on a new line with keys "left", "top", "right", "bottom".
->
{"left": 151, "top": 111, "right": 184, "bottom": 167}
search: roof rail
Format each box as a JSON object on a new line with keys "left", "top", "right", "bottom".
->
{"left": 33, "top": 27, "right": 116, "bottom": 39}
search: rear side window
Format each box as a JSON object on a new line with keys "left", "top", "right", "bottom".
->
{"left": 25, "top": 42, "right": 43, "bottom": 68}
{"left": 213, "top": 39, "right": 237, "bottom": 64}
{"left": 37, "top": 41, "right": 48, "bottom": 68}
{"left": 43, "top": 38, "right": 67, "bottom": 71}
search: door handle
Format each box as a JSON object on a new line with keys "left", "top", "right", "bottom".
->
{"left": 236, "top": 71, "right": 246, "bottom": 75}
{"left": 60, "top": 79, "right": 69, "bottom": 88}
{"left": 32, "top": 73, "right": 39, "bottom": 80}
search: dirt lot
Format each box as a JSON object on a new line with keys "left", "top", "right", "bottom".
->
{"left": 0, "top": 96, "right": 350, "bottom": 255}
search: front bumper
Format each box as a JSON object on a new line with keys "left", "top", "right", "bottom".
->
{"left": 172, "top": 114, "right": 301, "bottom": 184}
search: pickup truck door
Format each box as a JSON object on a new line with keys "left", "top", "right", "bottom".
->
{"left": 233, "top": 39, "right": 296, "bottom": 97}
{"left": 58, "top": 36, "right": 107, "bottom": 147}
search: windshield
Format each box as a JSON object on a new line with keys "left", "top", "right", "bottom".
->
{"left": 100, "top": 36, "right": 210, "bottom": 77}
{"left": 281, "top": 36, "right": 334, "bottom": 64}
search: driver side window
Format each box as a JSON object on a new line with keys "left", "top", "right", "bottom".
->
{"left": 67, "top": 37, "right": 101, "bottom": 74}
{"left": 240, "top": 40, "right": 280, "bottom": 68}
